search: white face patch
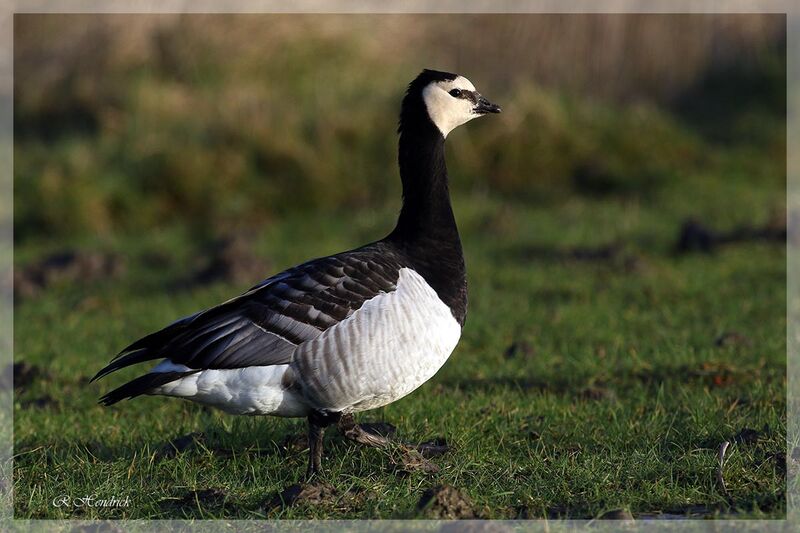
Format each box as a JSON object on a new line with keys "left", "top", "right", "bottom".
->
{"left": 422, "top": 75, "right": 481, "bottom": 137}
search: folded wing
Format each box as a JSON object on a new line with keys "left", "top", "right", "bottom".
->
{"left": 93, "top": 244, "right": 403, "bottom": 403}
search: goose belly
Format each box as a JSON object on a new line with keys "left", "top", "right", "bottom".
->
{"left": 291, "top": 268, "right": 462, "bottom": 413}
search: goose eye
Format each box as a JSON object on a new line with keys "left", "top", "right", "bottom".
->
{"left": 448, "top": 89, "right": 462, "bottom": 98}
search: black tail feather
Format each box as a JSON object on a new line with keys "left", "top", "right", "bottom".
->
{"left": 98, "top": 371, "right": 197, "bottom": 406}
{"left": 91, "top": 316, "right": 197, "bottom": 383}
{"left": 91, "top": 348, "right": 154, "bottom": 382}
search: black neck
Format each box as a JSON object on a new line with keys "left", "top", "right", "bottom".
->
{"left": 389, "top": 120, "right": 460, "bottom": 245}
{"left": 385, "top": 113, "right": 467, "bottom": 325}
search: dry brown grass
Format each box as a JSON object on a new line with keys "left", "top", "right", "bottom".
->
{"left": 15, "top": 13, "right": 784, "bottom": 102}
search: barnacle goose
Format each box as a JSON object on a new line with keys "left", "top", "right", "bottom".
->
{"left": 93, "top": 69, "right": 501, "bottom": 477}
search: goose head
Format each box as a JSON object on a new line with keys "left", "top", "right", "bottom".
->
{"left": 400, "top": 69, "right": 501, "bottom": 138}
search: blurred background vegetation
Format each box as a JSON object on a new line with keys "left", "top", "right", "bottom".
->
{"left": 14, "top": 14, "right": 786, "bottom": 244}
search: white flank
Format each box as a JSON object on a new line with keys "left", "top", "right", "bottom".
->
{"left": 292, "top": 267, "right": 462, "bottom": 414}
{"left": 149, "top": 363, "right": 309, "bottom": 417}
{"left": 422, "top": 75, "right": 479, "bottom": 137}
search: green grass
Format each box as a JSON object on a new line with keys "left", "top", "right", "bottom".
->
{"left": 12, "top": 183, "right": 786, "bottom": 519}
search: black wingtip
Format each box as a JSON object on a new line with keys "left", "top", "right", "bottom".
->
{"left": 96, "top": 371, "right": 195, "bottom": 407}
{"left": 90, "top": 365, "right": 117, "bottom": 384}
{"left": 97, "top": 395, "right": 114, "bottom": 406}
{"left": 91, "top": 348, "right": 154, "bottom": 384}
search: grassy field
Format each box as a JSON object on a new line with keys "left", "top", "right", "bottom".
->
{"left": 12, "top": 169, "right": 786, "bottom": 519}
{"left": 11, "top": 14, "right": 787, "bottom": 521}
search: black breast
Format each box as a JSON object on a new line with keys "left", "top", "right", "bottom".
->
{"left": 380, "top": 237, "right": 467, "bottom": 326}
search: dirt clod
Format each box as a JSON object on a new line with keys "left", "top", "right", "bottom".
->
{"left": 767, "top": 452, "right": 787, "bottom": 475}
{"left": 157, "top": 432, "right": 205, "bottom": 459}
{"left": 714, "top": 331, "right": 752, "bottom": 348}
{"left": 393, "top": 448, "right": 440, "bottom": 475}
{"left": 598, "top": 508, "right": 635, "bottom": 522}
{"left": 733, "top": 427, "right": 761, "bottom": 445}
{"left": 676, "top": 217, "right": 786, "bottom": 254}
{"left": 417, "top": 485, "right": 476, "bottom": 519}
{"left": 178, "top": 488, "right": 228, "bottom": 507}
{"left": 159, "top": 488, "right": 233, "bottom": 513}
{"left": 6, "top": 362, "right": 49, "bottom": 393}
{"left": 504, "top": 341, "right": 535, "bottom": 360}
{"left": 15, "top": 250, "right": 126, "bottom": 300}
{"left": 689, "top": 362, "right": 739, "bottom": 387}
{"left": 19, "top": 394, "right": 56, "bottom": 409}
{"left": 188, "top": 234, "right": 271, "bottom": 287}
{"left": 416, "top": 437, "right": 450, "bottom": 458}
{"left": 676, "top": 219, "right": 717, "bottom": 253}
{"left": 264, "top": 482, "right": 339, "bottom": 510}
{"left": 579, "top": 385, "right": 616, "bottom": 401}
{"left": 263, "top": 482, "right": 369, "bottom": 513}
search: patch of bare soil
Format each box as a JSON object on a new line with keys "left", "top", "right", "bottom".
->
{"left": 160, "top": 488, "right": 234, "bottom": 513}
{"left": 733, "top": 426, "right": 765, "bottom": 445}
{"left": 413, "top": 437, "right": 450, "bottom": 458}
{"left": 19, "top": 394, "right": 57, "bottom": 409}
{"left": 178, "top": 488, "right": 228, "bottom": 507}
{"left": 14, "top": 361, "right": 47, "bottom": 390}
{"left": 262, "top": 482, "right": 367, "bottom": 513}
{"left": 266, "top": 482, "right": 336, "bottom": 509}
{"left": 15, "top": 250, "right": 126, "bottom": 300}
{"left": 578, "top": 385, "right": 616, "bottom": 401}
{"left": 635, "top": 361, "right": 744, "bottom": 388}
{"left": 186, "top": 233, "right": 271, "bottom": 287}
{"left": 676, "top": 216, "right": 786, "bottom": 254}
{"left": 714, "top": 331, "right": 752, "bottom": 348}
{"left": 278, "top": 433, "right": 309, "bottom": 455}
{"left": 7, "top": 362, "right": 60, "bottom": 409}
{"left": 765, "top": 451, "right": 786, "bottom": 476}
{"left": 156, "top": 432, "right": 205, "bottom": 459}
{"left": 503, "top": 341, "right": 536, "bottom": 360}
{"left": 513, "top": 241, "right": 641, "bottom": 268}
{"left": 1, "top": 361, "right": 48, "bottom": 392}
{"left": 392, "top": 447, "right": 440, "bottom": 475}
{"left": 417, "top": 485, "right": 477, "bottom": 519}
{"left": 597, "top": 508, "right": 635, "bottom": 523}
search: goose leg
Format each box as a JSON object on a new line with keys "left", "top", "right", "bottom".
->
{"left": 306, "top": 416, "right": 326, "bottom": 480}
{"left": 305, "top": 411, "right": 342, "bottom": 480}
